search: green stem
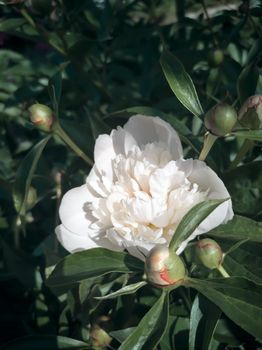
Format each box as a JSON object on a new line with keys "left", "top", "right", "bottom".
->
{"left": 199, "top": 132, "right": 218, "bottom": 161}
{"left": 228, "top": 139, "right": 253, "bottom": 170}
{"left": 217, "top": 265, "right": 230, "bottom": 278}
{"left": 53, "top": 122, "right": 94, "bottom": 166}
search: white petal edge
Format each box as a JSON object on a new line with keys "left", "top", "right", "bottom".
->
{"left": 124, "top": 115, "right": 183, "bottom": 160}
{"left": 176, "top": 160, "right": 234, "bottom": 255}
{"left": 55, "top": 224, "right": 99, "bottom": 253}
{"left": 59, "top": 184, "right": 95, "bottom": 236}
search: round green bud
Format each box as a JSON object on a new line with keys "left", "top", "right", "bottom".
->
{"left": 29, "top": 104, "right": 54, "bottom": 132}
{"left": 208, "top": 48, "right": 224, "bottom": 67}
{"left": 195, "top": 238, "right": 223, "bottom": 270}
{"left": 204, "top": 103, "right": 237, "bottom": 136}
{"left": 31, "top": 0, "right": 52, "bottom": 14}
{"left": 238, "top": 95, "right": 262, "bottom": 129}
{"left": 145, "top": 246, "right": 186, "bottom": 287}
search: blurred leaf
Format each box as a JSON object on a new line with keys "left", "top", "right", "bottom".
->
{"left": 46, "top": 248, "right": 144, "bottom": 288}
{"left": 169, "top": 199, "right": 227, "bottom": 252}
{"left": 89, "top": 114, "right": 111, "bottom": 140}
{"left": 48, "top": 71, "right": 62, "bottom": 115}
{"left": 0, "top": 335, "right": 89, "bottom": 350}
{"left": 208, "top": 215, "right": 262, "bottom": 242}
{"left": 13, "top": 136, "right": 51, "bottom": 214}
{"left": 95, "top": 281, "right": 147, "bottom": 300}
{"left": 189, "top": 294, "right": 221, "bottom": 350}
{"left": 160, "top": 50, "right": 203, "bottom": 118}
{"left": 188, "top": 277, "right": 262, "bottom": 340}
{"left": 0, "top": 18, "right": 26, "bottom": 32}
{"left": 223, "top": 161, "right": 262, "bottom": 216}
{"left": 232, "top": 129, "right": 262, "bottom": 141}
{"left": 237, "top": 64, "right": 259, "bottom": 104}
{"left": 246, "top": 38, "right": 262, "bottom": 65}
{"left": 119, "top": 291, "right": 169, "bottom": 350}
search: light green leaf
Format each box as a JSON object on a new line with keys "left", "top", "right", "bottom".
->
{"left": 189, "top": 294, "right": 221, "bottom": 350}
{"left": 169, "top": 199, "right": 227, "bottom": 251}
{"left": 0, "top": 335, "right": 89, "bottom": 350}
{"left": 208, "top": 215, "right": 262, "bottom": 242}
{"left": 13, "top": 136, "right": 51, "bottom": 214}
{"left": 160, "top": 50, "right": 203, "bottom": 117}
{"left": 95, "top": 281, "right": 147, "bottom": 300}
{"left": 232, "top": 129, "right": 262, "bottom": 141}
{"left": 119, "top": 291, "right": 169, "bottom": 350}
{"left": 188, "top": 277, "right": 262, "bottom": 340}
{"left": 46, "top": 248, "right": 144, "bottom": 288}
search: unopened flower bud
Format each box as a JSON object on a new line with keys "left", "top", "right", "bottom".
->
{"left": 145, "top": 246, "right": 186, "bottom": 287}
{"left": 204, "top": 103, "right": 237, "bottom": 136}
{"left": 195, "top": 238, "right": 224, "bottom": 270}
{"left": 208, "top": 48, "right": 224, "bottom": 67}
{"left": 90, "top": 325, "right": 112, "bottom": 349}
{"left": 238, "top": 95, "right": 262, "bottom": 129}
{"left": 26, "top": 186, "right": 37, "bottom": 210}
{"left": 29, "top": 104, "right": 54, "bottom": 131}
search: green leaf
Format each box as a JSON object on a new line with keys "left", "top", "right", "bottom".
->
{"left": 0, "top": 18, "right": 26, "bottom": 32}
{"left": 208, "top": 215, "right": 262, "bottom": 242}
{"left": 160, "top": 50, "right": 203, "bottom": 117}
{"left": 110, "top": 328, "right": 135, "bottom": 343}
{"left": 48, "top": 71, "right": 62, "bottom": 115}
{"left": 95, "top": 281, "right": 147, "bottom": 300}
{"left": 237, "top": 64, "right": 259, "bottom": 104}
{"left": 119, "top": 291, "right": 169, "bottom": 350}
{"left": 0, "top": 335, "right": 89, "bottom": 350}
{"left": 89, "top": 114, "right": 111, "bottom": 140}
{"left": 232, "top": 129, "right": 262, "bottom": 141}
{"left": 188, "top": 277, "right": 262, "bottom": 339}
{"left": 13, "top": 136, "right": 51, "bottom": 214}
{"left": 189, "top": 294, "right": 221, "bottom": 350}
{"left": 46, "top": 248, "right": 144, "bottom": 288}
{"left": 223, "top": 161, "right": 262, "bottom": 216}
{"left": 169, "top": 199, "right": 227, "bottom": 251}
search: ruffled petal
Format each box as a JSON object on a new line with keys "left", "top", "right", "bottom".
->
{"left": 124, "top": 115, "right": 183, "bottom": 160}
{"left": 94, "top": 134, "right": 116, "bottom": 180}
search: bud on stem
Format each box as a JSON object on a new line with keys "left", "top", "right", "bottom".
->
{"left": 204, "top": 103, "right": 237, "bottom": 136}
{"left": 195, "top": 238, "right": 229, "bottom": 278}
{"left": 29, "top": 103, "right": 54, "bottom": 132}
{"left": 145, "top": 246, "right": 186, "bottom": 287}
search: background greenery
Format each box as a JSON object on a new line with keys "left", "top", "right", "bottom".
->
{"left": 0, "top": 0, "right": 261, "bottom": 349}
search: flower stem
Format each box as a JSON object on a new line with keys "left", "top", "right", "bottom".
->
{"left": 53, "top": 122, "right": 94, "bottom": 166}
{"left": 217, "top": 265, "right": 230, "bottom": 278}
{"left": 199, "top": 132, "right": 218, "bottom": 161}
{"left": 228, "top": 139, "right": 253, "bottom": 170}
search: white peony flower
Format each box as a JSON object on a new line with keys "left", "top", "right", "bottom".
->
{"left": 56, "top": 115, "right": 233, "bottom": 260}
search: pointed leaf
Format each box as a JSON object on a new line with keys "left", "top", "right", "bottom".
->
{"left": 46, "top": 248, "right": 144, "bottom": 288}
{"left": 13, "top": 136, "right": 51, "bottom": 214}
{"left": 119, "top": 291, "right": 169, "bottom": 350}
{"left": 95, "top": 281, "right": 147, "bottom": 300}
{"left": 232, "top": 129, "right": 262, "bottom": 141}
{"left": 169, "top": 199, "right": 227, "bottom": 251}
{"left": 48, "top": 71, "right": 62, "bottom": 114}
{"left": 160, "top": 50, "right": 203, "bottom": 117}
{"left": 188, "top": 277, "right": 262, "bottom": 340}
{"left": 208, "top": 215, "right": 262, "bottom": 242}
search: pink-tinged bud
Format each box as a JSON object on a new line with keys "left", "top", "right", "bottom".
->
{"left": 90, "top": 325, "right": 112, "bottom": 348}
{"left": 204, "top": 103, "right": 237, "bottom": 136}
{"left": 29, "top": 104, "right": 54, "bottom": 132}
{"left": 145, "top": 246, "right": 186, "bottom": 287}
{"left": 238, "top": 95, "right": 262, "bottom": 129}
{"left": 195, "top": 238, "right": 224, "bottom": 270}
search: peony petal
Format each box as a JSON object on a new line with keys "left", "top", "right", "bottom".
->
{"left": 59, "top": 184, "right": 95, "bottom": 236}
{"left": 176, "top": 160, "right": 233, "bottom": 255}
{"left": 111, "top": 127, "right": 137, "bottom": 156}
{"left": 55, "top": 224, "right": 99, "bottom": 253}
{"left": 94, "top": 134, "right": 116, "bottom": 180}
{"left": 124, "top": 115, "right": 183, "bottom": 160}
